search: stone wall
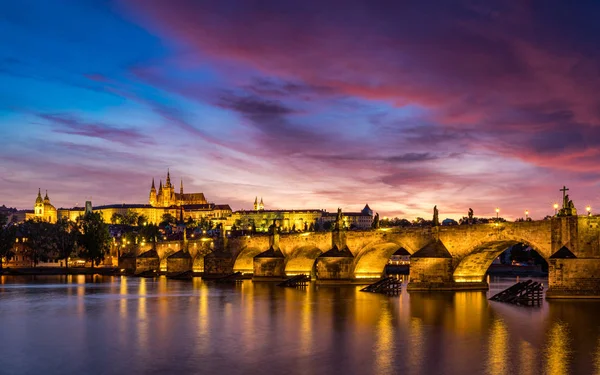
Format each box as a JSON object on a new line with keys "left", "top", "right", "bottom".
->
{"left": 253, "top": 257, "right": 285, "bottom": 279}
{"left": 547, "top": 258, "right": 600, "bottom": 298}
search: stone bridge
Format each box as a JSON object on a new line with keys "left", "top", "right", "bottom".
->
{"left": 123, "top": 216, "right": 600, "bottom": 298}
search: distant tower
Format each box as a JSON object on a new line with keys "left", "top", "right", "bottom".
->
{"left": 254, "top": 196, "right": 258, "bottom": 211}
{"left": 259, "top": 197, "right": 264, "bottom": 211}
{"left": 35, "top": 188, "right": 44, "bottom": 216}
{"left": 44, "top": 190, "right": 50, "bottom": 204}
{"left": 158, "top": 179, "right": 163, "bottom": 206}
{"left": 85, "top": 201, "right": 93, "bottom": 215}
{"left": 149, "top": 178, "right": 157, "bottom": 206}
{"left": 179, "top": 179, "right": 184, "bottom": 206}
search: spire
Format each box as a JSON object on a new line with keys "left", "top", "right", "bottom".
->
{"left": 180, "top": 179, "right": 183, "bottom": 195}
{"left": 254, "top": 196, "right": 258, "bottom": 211}
{"left": 44, "top": 190, "right": 50, "bottom": 203}
{"left": 259, "top": 197, "right": 264, "bottom": 211}
{"left": 151, "top": 178, "right": 155, "bottom": 190}
{"left": 166, "top": 169, "right": 171, "bottom": 186}
{"left": 36, "top": 188, "right": 43, "bottom": 204}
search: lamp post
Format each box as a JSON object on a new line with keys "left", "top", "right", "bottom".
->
{"left": 525, "top": 210, "right": 529, "bottom": 220}
{"left": 553, "top": 203, "right": 559, "bottom": 215}
{"left": 495, "top": 207, "right": 499, "bottom": 220}
{"left": 587, "top": 206, "right": 591, "bottom": 216}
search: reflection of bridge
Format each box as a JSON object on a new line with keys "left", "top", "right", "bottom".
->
{"left": 126, "top": 215, "right": 600, "bottom": 298}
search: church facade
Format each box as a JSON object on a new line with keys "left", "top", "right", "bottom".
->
{"left": 149, "top": 170, "right": 208, "bottom": 207}
{"left": 25, "top": 189, "right": 57, "bottom": 223}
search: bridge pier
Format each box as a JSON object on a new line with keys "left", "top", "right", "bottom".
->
{"left": 315, "top": 216, "right": 355, "bottom": 283}
{"left": 253, "top": 221, "right": 286, "bottom": 281}
{"left": 166, "top": 250, "right": 192, "bottom": 275}
{"left": 407, "top": 239, "right": 488, "bottom": 291}
{"left": 547, "top": 256, "right": 600, "bottom": 298}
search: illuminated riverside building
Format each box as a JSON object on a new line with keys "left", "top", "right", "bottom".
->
{"left": 25, "top": 189, "right": 57, "bottom": 223}
{"left": 224, "top": 199, "right": 374, "bottom": 232}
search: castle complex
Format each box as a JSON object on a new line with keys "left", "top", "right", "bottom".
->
{"left": 22, "top": 171, "right": 375, "bottom": 231}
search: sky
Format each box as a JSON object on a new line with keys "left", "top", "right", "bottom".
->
{"left": 1, "top": 1, "right": 600, "bottom": 220}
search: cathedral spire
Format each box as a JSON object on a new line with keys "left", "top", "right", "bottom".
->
{"left": 36, "top": 188, "right": 43, "bottom": 204}
{"left": 151, "top": 178, "right": 155, "bottom": 190}
{"left": 180, "top": 179, "right": 183, "bottom": 195}
{"left": 254, "top": 196, "right": 258, "bottom": 211}
{"left": 44, "top": 190, "right": 50, "bottom": 202}
{"left": 166, "top": 169, "right": 171, "bottom": 186}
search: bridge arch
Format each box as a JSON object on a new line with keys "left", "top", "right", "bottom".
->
{"left": 284, "top": 245, "right": 323, "bottom": 277}
{"left": 232, "top": 246, "right": 263, "bottom": 274}
{"left": 353, "top": 240, "right": 414, "bottom": 278}
{"left": 453, "top": 239, "right": 549, "bottom": 283}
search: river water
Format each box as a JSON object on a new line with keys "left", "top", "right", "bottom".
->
{"left": 0, "top": 275, "right": 599, "bottom": 375}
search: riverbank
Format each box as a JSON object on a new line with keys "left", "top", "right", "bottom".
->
{"left": 0, "top": 267, "right": 120, "bottom": 276}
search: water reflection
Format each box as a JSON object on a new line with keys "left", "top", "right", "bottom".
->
{"left": 0, "top": 276, "right": 599, "bottom": 375}
{"left": 545, "top": 321, "right": 571, "bottom": 375}
{"left": 374, "top": 300, "right": 394, "bottom": 375}
{"left": 487, "top": 318, "right": 508, "bottom": 375}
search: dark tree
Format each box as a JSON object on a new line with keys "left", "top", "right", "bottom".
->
{"left": 0, "top": 222, "right": 17, "bottom": 270}
{"left": 54, "top": 217, "right": 79, "bottom": 269}
{"left": 123, "top": 210, "right": 139, "bottom": 226}
{"left": 140, "top": 224, "right": 160, "bottom": 250}
{"left": 137, "top": 214, "right": 149, "bottom": 227}
{"left": 111, "top": 212, "right": 124, "bottom": 225}
{"left": 77, "top": 212, "right": 111, "bottom": 267}
{"left": 21, "top": 219, "right": 56, "bottom": 266}
{"left": 160, "top": 213, "right": 176, "bottom": 227}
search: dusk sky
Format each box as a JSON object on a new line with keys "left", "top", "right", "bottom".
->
{"left": 2, "top": 1, "right": 600, "bottom": 220}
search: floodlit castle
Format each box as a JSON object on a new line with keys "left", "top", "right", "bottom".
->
{"left": 149, "top": 170, "right": 208, "bottom": 207}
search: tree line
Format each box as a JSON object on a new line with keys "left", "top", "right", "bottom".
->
{"left": 0, "top": 212, "right": 111, "bottom": 270}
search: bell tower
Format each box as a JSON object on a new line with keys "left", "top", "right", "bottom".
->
{"left": 149, "top": 178, "right": 157, "bottom": 206}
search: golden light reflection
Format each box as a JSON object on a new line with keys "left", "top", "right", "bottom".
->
{"left": 453, "top": 292, "right": 485, "bottom": 336}
{"left": 197, "top": 281, "right": 210, "bottom": 353}
{"left": 519, "top": 340, "right": 536, "bottom": 375}
{"left": 137, "top": 278, "right": 148, "bottom": 351}
{"left": 119, "top": 276, "right": 128, "bottom": 318}
{"left": 299, "top": 286, "right": 313, "bottom": 356}
{"left": 77, "top": 275, "right": 85, "bottom": 316}
{"left": 545, "top": 321, "right": 571, "bottom": 375}
{"left": 408, "top": 318, "right": 424, "bottom": 375}
{"left": 487, "top": 318, "right": 508, "bottom": 375}
{"left": 374, "top": 302, "right": 394, "bottom": 375}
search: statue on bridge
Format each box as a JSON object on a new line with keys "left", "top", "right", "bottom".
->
{"left": 433, "top": 206, "right": 440, "bottom": 227}
{"left": 558, "top": 186, "right": 577, "bottom": 216}
{"left": 335, "top": 208, "right": 344, "bottom": 231}
{"left": 372, "top": 213, "right": 380, "bottom": 229}
{"left": 269, "top": 219, "right": 280, "bottom": 234}
{"left": 468, "top": 208, "right": 474, "bottom": 220}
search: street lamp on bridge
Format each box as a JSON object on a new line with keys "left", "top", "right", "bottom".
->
{"left": 525, "top": 210, "right": 529, "bottom": 220}
{"left": 587, "top": 206, "right": 592, "bottom": 216}
{"left": 553, "top": 203, "right": 559, "bottom": 215}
